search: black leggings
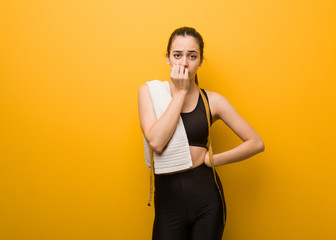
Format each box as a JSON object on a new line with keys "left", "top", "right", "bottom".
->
{"left": 152, "top": 163, "right": 226, "bottom": 240}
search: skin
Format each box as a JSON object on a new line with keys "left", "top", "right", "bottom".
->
{"left": 138, "top": 35, "right": 265, "bottom": 173}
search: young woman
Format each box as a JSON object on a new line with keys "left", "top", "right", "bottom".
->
{"left": 138, "top": 26, "right": 265, "bottom": 240}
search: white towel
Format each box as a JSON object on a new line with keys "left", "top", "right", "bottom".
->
{"left": 143, "top": 80, "right": 193, "bottom": 174}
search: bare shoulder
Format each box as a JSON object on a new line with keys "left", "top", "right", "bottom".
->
{"left": 204, "top": 90, "right": 234, "bottom": 122}
{"left": 204, "top": 90, "right": 230, "bottom": 104}
{"left": 138, "top": 83, "right": 154, "bottom": 111}
{"left": 138, "top": 83, "right": 149, "bottom": 96}
{"left": 138, "top": 83, "right": 152, "bottom": 105}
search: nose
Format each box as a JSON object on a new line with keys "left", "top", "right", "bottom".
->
{"left": 181, "top": 56, "right": 188, "bottom": 67}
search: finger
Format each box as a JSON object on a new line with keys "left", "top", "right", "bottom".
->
{"left": 184, "top": 68, "right": 189, "bottom": 79}
{"left": 170, "top": 65, "right": 174, "bottom": 77}
{"left": 171, "top": 64, "right": 177, "bottom": 77}
{"left": 181, "top": 65, "right": 185, "bottom": 74}
{"left": 179, "top": 65, "right": 185, "bottom": 76}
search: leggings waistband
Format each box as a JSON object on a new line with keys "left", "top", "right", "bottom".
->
{"left": 154, "top": 163, "right": 209, "bottom": 177}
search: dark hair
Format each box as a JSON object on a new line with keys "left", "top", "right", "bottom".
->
{"left": 166, "top": 26, "right": 204, "bottom": 85}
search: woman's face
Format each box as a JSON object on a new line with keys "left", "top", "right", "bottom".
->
{"left": 166, "top": 35, "right": 203, "bottom": 81}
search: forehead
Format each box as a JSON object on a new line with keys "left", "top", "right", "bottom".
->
{"left": 171, "top": 36, "right": 200, "bottom": 52}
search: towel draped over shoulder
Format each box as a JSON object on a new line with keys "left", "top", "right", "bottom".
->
{"left": 143, "top": 80, "right": 193, "bottom": 174}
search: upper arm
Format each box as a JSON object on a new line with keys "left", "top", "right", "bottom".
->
{"left": 207, "top": 91, "right": 262, "bottom": 142}
{"left": 138, "top": 84, "right": 157, "bottom": 141}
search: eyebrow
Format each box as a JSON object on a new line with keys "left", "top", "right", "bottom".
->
{"left": 172, "top": 50, "right": 199, "bottom": 54}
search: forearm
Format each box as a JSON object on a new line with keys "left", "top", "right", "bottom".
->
{"left": 212, "top": 139, "right": 264, "bottom": 166}
{"left": 147, "top": 92, "right": 187, "bottom": 153}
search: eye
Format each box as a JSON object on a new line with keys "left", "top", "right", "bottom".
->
{"left": 173, "top": 54, "right": 180, "bottom": 58}
{"left": 190, "top": 55, "right": 197, "bottom": 59}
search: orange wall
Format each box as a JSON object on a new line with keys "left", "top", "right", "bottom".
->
{"left": 1, "top": 0, "right": 335, "bottom": 239}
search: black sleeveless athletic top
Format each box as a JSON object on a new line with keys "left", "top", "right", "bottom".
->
{"left": 181, "top": 88, "right": 213, "bottom": 149}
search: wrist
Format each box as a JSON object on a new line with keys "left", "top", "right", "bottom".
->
{"left": 172, "top": 91, "right": 187, "bottom": 101}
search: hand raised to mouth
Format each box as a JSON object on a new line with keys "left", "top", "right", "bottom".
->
{"left": 170, "top": 64, "right": 190, "bottom": 94}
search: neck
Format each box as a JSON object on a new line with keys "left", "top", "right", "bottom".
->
{"left": 187, "top": 79, "right": 198, "bottom": 95}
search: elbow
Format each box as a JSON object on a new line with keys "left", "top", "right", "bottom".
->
{"left": 250, "top": 138, "right": 265, "bottom": 154}
{"left": 148, "top": 140, "right": 165, "bottom": 154}
{"left": 144, "top": 132, "right": 166, "bottom": 154}
{"left": 257, "top": 140, "right": 265, "bottom": 153}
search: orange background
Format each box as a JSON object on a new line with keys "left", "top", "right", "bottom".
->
{"left": 1, "top": 0, "right": 335, "bottom": 239}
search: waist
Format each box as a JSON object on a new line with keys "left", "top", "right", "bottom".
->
{"left": 155, "top": 162, "right": 210, "bottom": 177}
{"left": 156, "top": 146, "right": 207, "bottom": 175}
